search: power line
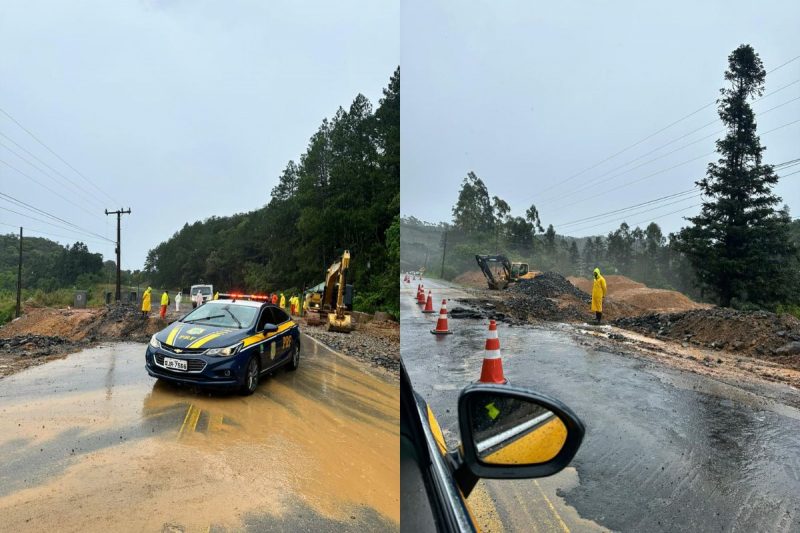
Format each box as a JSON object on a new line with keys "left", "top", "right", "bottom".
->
{"left": 557, "top": 157, "right": 800, "bottom": 229}
{"left": 532, "top": 54, "right": 800, "bottom": 201}
{"left": 0, "top": 105, "right": 119, "bottom": 205}
{"left": 548, "top": 117, "right": 800, "bottom": 213}
{"left": 556, "top": 188, "right": 700, "bottom": 228}
{"left": 0, "top": 154, "right": 102, "bottom": 220}
{"left": 0, "top": 191, "right": 114, "bottom": 243}
{"left": 0, "top": 204, "right": 114, "bottom": 244}
{"left": 568, "top": 169, "right": 800, "bottom": 235}
{"left": 767, "top": 54, "right": 800, "bottom": 74}
{"left": 0, "top": 131, "right": 107, "bottom": 209}
{"left": 0, "top": 221, "right": 112, "bottom": 247}
{"left": 542, "top": 96, "right": 800, "bottom": 207}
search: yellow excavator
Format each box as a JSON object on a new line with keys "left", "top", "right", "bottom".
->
{"left": 306, "top": 251, "right": 354, "bottom": 332}
{"left": 475, "top": 254, "right": 537, "bottom": 290}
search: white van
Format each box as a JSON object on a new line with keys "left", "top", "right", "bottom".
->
{"left": 190, "top": 284, "right": 214, "bottom": 307}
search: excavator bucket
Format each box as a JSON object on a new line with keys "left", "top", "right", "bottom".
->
{"left": 328, "top": 312, "right": 353, "bottom": 333}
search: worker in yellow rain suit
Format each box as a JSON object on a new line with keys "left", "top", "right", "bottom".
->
{"left": 280, "top": 293, "right": 286, "bottom": 311}
{"left": 591, "top": 268, "right": 607, "bottom": 324}
{"left": 160, "top": 290, "right": 169, "bottom": 319}
{"left": 213, "top": 292, "right": 219, "bottom": 300}
{"left": 141, "top": 287, "right": 152, "bottom": 318}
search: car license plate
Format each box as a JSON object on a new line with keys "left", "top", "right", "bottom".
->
{"left": 164, "top": 357, "right": 187, "bottom": 371}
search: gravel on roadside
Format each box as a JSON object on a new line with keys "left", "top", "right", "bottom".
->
{"left": 302, "top": 321, "right": 399, "bottom": 377}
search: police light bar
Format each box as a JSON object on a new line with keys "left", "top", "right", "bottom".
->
{"left": 218, "top": 293, "right": 272, "bottom": 302}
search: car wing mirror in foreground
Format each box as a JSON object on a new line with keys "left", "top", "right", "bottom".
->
{"left": 456, "top": 383, "right": 585, "bottom": 482}
{"left": 263, "top": 323, "right": 278, "bottom": 333}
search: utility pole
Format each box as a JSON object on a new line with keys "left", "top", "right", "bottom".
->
{"left": 105, "top": 208, "right": 131, "bottom": 302}
{"left": 16, "top": 227, "right": 22, "bottom": 318}
{"left": 440, "top": 230, "right": 448, "bottom": 279}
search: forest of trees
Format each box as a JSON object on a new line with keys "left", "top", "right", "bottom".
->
{"left": 145, "top": 68, "right": 400, "bottom": 315}
{"left": 0, "top": 234, "right": 108, "bottom": 292}
{"left": 401, "top": 169, "right": 799, "bottom": 310}
{"left": 402, "top": 175, "right": 704, "bottom": 299}
{"left": 402, "top": 45, "right": 800, "bottom": 314}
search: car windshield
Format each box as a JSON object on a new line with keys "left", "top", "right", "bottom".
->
{"left": 194, "top": 286, "right": 212, "bottom": 295}
{"left": 181, "top": 303, "right": 257, "bottom": 329}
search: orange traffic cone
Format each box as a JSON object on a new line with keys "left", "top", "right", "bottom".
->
{"left": 479, "top": 320, "right": 507, "bottom": 384}
{"left": 417, "top": 286, "right": 426, "bottom": 305}
{"left": 422, "top": 291, "right": 435, "bottom": 313}
{"left": 430, "top": 299, "right": 453, "bottom": 335}
{"left": 414, "top": 284, "right": 421, "bottom": 299}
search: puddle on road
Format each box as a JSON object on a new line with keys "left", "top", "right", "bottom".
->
{"left": 0, "top": 337, "right": 399, "bottom": 531}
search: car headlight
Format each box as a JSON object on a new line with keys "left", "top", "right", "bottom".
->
{"left": 205, "top": 342, "right": 243, "bottom": 357}
{"left": 149, "top": 335, "right": 161, "bottom": 349}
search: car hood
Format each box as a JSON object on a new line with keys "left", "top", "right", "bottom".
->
{"left": 155, "top": 322, "right": 248, "bottom": 350}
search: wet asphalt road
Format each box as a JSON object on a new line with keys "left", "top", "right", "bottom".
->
{"left": 0, "top": 333, "right": 399, "bottom": 532}
{"left": 402, "top": 278, "right": 800, "bottom": 532}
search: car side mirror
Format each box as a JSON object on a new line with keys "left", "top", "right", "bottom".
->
{"left": 457, "top": 383, "right": 584, "bottom": 479}
{"left": 262, "top": 323, "right": 278, "bottom": 333}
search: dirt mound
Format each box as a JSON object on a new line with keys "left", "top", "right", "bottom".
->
{"left": 568, "top": 275, "right": 707, "bottom": 313}
{"left": 0, "top": 306, "right": 168, "bottom": 343}
{"left": 613, "top": 308, "right": 800, "bottom": 368}
{"left": 453, "top": 270, "right": 489, "bottom": 288}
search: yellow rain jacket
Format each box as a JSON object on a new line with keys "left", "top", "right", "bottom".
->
{"left": 213, "top": 292, "right": 219, "bottom": 300}
{"left": 280, "top": 294, "right": 286, "bottom": 309}
{"left": 160, "top": 291, "right": 169, "bottom": 306}
{"left": 591, "top": 269, "right": 607, "bottom": 312}
{"left": 141, "top": 287, "right": 152, "bottom": 312}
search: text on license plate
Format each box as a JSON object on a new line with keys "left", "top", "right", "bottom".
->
{"left": 164, "top": 357, "right": 188, "bottom": 371}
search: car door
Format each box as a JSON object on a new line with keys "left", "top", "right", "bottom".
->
{"left": 254, "top": 307, "right": 274, "bottom": 370}
{"left": 268, "top": 306, "right": 293, "bottom": 363}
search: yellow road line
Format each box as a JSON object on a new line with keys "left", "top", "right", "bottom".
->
{"left": 177, "top": 404, "right": 200, "bottom": 439}
{"left": 534, "top": 480, "right": 570, "bottom": 533}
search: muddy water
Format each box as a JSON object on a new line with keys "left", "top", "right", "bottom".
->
{"left": 0, "top": 335, "right": 399, "bottom": 532}
{"left": 401, "top": 278, "right": 800, "bottom": 532}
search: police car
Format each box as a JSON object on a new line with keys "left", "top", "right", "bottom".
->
{"left": 145, "top": 294, "right": 300, "bottom": 395}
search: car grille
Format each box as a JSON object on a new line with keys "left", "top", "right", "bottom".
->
{"left": 154, "top": 353, "right": 207, "bottom": 373}
{"left": 161, "top": 343, "right": 207, "bottom": 356}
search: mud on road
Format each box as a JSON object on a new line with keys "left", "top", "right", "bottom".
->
{"left": 438, "top": 271, "right": 800, "bottom": 388}
{"left": 401, "top": 277, "right": 800, "bottom": 532}
{"left": 0, "top": 335, "right": 399, "bottom": 532}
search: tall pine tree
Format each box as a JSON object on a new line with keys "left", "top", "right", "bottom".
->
{"left": 676, "top": 45, "right": 795, "bottom": 307}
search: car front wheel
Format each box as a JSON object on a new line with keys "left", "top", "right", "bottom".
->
{"left": 286, "top": 342, "right": 300, "bottom": 372}
{"left": 240, "top": 356, "right": 259, "bottom": 395}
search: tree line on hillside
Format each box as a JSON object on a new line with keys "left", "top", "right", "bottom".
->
{"left": 0, "top": 234, "right": 108, "bottom": 292}
{"left": 402, "top": 45, "right": 800, "bottom": 313}
{"left": 144, "top": 68, "right": 400, "bottom": 315}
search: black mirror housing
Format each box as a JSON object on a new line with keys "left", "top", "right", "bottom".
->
{"left": 457, "top": 383, "right": 585, "bottom": 479}
{"left": 263, "top": 323, "right": 278, "bottom": 333}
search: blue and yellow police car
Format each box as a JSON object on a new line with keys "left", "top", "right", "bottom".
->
{"left": 145, "top": 294, "right": 300, "bottom": 395}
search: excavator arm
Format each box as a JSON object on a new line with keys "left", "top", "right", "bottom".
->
{"left": 475, "top": 255, "right": 512, "bottom": 290}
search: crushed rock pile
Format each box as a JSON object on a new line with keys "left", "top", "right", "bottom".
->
{"left": 1, "top": 335, "right": 83, "bottom": 356}
{"left": 613, "top": 308, "right": 800, "bottom": 365}
{"left": 499, "top": 272, "right": 594, "bottom": 322}
{"left": 450, "top": 304, "right": 511, "bottom": 324}
{"left": 512, "top": 272, "right": 592, "bottom": 302}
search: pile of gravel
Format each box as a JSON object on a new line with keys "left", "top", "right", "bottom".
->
{"left": 495, "top": 272, "right": 592, "bottom": 322}
{"left": 510, "top": 272, "right": 591, "bottom": 302}
{"left": 1, "top": 335, "right": 82, "bottom": 357}
{"left": 303, "top": 327, "right": 400, "bottom": 375}
{"left": 613, "top": 308, "right": 800, "bottom": 356}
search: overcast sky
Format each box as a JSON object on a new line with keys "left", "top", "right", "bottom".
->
{"left": 1, "top": 0, "right": 398, "bottom": 269}
{"left": 401, "top": 0, "right": 800, "bottom": 237}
